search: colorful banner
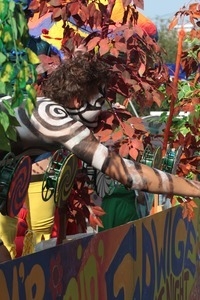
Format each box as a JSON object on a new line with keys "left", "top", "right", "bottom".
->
{"left": 0, "top": 204, "right": 199, "bottom": 299}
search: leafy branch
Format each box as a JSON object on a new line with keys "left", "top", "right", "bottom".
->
{"left": 0, "top": 0, "right": 38, "bottom": 151}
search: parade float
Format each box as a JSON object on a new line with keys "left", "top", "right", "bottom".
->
{"left": 0, "top": 0, "right": 200, "bottom": 299}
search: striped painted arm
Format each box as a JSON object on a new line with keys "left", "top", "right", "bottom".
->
{"left": 30, "top": 98, "right": 200, "bottom": 198}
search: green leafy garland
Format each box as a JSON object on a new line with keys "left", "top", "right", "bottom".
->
{"left": 0, "top": 0, "right": 38, "bottom": 151}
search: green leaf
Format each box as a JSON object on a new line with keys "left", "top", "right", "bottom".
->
{"left": 4, "top": 82, "right": 14, "bottom": 97}
{"left": 2, "top": 25, "right": 13, "bottom": 44}
{"left": 9, "top": 0, "right": 16, "bottom": 13}
{"left": 0, "top": 39, "right": 4, "bottom": 52}
{"left": 12, "top": 86, "right": 24, "bottom": 107}
{"left": 26, "top": 48, "right": 40, "bottom": 65}
{"left": 1, "top": 62, "right": 14, "bottom": 82}
{"left": 26, "top": 84, "right": 36, "bottom": 101}
{"left": 29, "top": 64, "right": 37, "bottom": 83}
{"left": 0, "top": 52, "right": 7, "bottom": 64}
{"left": 179, "top": 127, "right": 190, "bottom": 136}
{"left": 0, "top": 129, "right": 11, "bottom": 151}
{"left": 15, "top": 11, "right": 28, "bottom": 37}
{"left": 17, "top": 69, "right": 27, "bottom": 89}
{"left": 8, "top": 115, "right": 20, "bottom": 127}
{"left": 0, "top": 1, "right": 9, "bottom": 21}
{"left": 10, "top": 18, "right": 18, "bottom": 40}
{"left": 2, "top": 98, "right": 16, "bottom": 117}
{"left": 0, "top": 111, "right": 9, "bottom": 131}
{"left": 25, "top": 97, "right": 35, "bottom": 116}
{"left": 6, "top": 125, "right": 17, "bottom": 142}
{"left": 0, "top": 81, "right": 6, "bottom": 95}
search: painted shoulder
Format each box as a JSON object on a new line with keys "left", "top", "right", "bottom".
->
{"left": 31, "top": 97, "right": 91, "bottom": 144}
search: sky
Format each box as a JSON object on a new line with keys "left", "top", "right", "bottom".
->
{"left": 141, "top": 0, "right": 193, "bottom": 20}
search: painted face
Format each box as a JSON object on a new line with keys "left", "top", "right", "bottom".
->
{"left": 65, "top": 91, "right": 105, "bottom": 128}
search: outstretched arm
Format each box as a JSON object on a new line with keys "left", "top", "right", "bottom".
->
{"left": 31, "top": 98, "right": 200, "bottom": 198}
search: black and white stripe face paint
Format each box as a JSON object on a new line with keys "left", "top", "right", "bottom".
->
{"left": 30, "top": 97, "right": 110, "bottom": 171}
{"left": 65, "top": 92, "right": 105, "bottom": 128}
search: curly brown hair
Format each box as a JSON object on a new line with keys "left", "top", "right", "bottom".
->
{"left": 42, "top": 54, "right": 112, "bottom": 106}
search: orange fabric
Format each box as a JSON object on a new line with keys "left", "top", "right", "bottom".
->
{"left": 111, "top": 1, "right": 157, "bottom": 36}
{"left": 137, "top": 13, "right": 157, "bottom": 36}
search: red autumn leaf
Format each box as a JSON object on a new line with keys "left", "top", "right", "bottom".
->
{"left": 189, "top": 15, "right": 197, "bottom": 26}
{"left": 39, "top": 1, "right": 48, "bottom": 18}
{"left": 133, "top": 122, "right": 146, "bottom": 132}
{"left": 115, "top": 42, "right": 127, "bottom": 53}
{"left": 168, "top": 16, "right": 178, "bottom": 30}
{"left": 141, "top": 81, "right": 151, "bottom": 91}
{"left": 123, "top": 122, "right": 135, "bottom": 138}
{"left": 93, "top": 10, "right": 102, "bottom": 28}
{"left": 89, "top": 205, "right": 106, "bottom": 216}
{"left": 185, "top": 133, "right": 195, "bottom": 147}
{"left": 80, "top": 4, "right": 89, "bottom": 20}
{"left": 99, "top": 38, "right": 110, "bottom": 56}
{"left": 99, "top": 133, "right": 112, "bottom": 143}
{"left": 88, "top": 2, "right": 96, "bottom": 17}
{"left": 29, "top": 0, "right": 39, "bottom": 10}
{"left": 181, "top": 205, "right": 188, "bottom": 219}
{"left": 133, "top": 26, "right": 144, "bottom": 38}
{"left": 188, "top": 211, "right": 195, "bottom": 222}
{"left": 79, "top": 11, "right": 88, "bottom": 23}
{"left": 61, "top": 6, "right": 67, "bottom": 21}
{"left": 129, "top": 147, "right": 139, "bottom": 160}
{"left": 130, "top": 139, "right": 144, "bottom": 151}
{"left": 145, "top": 91, "right": 154, "bottom": 105}
{"left": 94, "top": 122, "right": 109, "bottom": 135}
{"left": 189, "top": 3, "right": 200, "bottom": 18}
{"left": 68, "top": 2, "right": 80, "bottom": 15}
{"left": 38, "top": 54, "right": 55, "bottom": 64}
{"left": 127, "top": 117, "right": 146, "bottom": 132}
{"left": 133, "top": 0, "right": 144, "bottom": 10}
{"left": 96, "top": 128, "right": 112, "bottom": 137}
{"left": 187, "top": 200, "right": 198, "bottom": 209}
{"left": 110, "top": 47, "right": 119, "bottom": 58}
{"left": 102, "top": 112, "right": 115, "bottom": 125}
{"left": 177, "top": 133, "right": 185, "bottom": 145}
{"left": 119, "top": 143, "right": 129, "bottom": 157}
{"left": 178, "top": 163, "right": 190, "bottom": 175}
{"left": 127, "top": 116, "right": 141, "bottom": 124}
{"left": 87, "top": 37, "right": 101, "bottom": 51}
{"left": 49, "top": 0, "right": 62, "bottom": 6}
{"left": 152, "top": 91, "right": 162, "bottom": 107}
{"left": 138, "top": 63, "right": 146, "bottom": 77}
{"left": 111, "top": 130, "right": 123, "bottom": 142}
{"left": 192, "top": 97, "right": 200, "bottom": 105}
{"left": 183, "top": 103, "right": 195, "bottom": 112}
{"left": 121, "top": 70, "right": 131, "bottom": 82}
{"left": 123, "top": 28, "right": 134, "bottom": 41}
{"left": 89, "top": 214, "right": 104, "bottom": 228}
{"left": 52, "top": 7, "right": 62, "bottom": 19}
{"left": 171, "top": 196, "right": 178, "bottom": 206}
{"left": 180, "top": 201, "right": 196, "bottom": 221}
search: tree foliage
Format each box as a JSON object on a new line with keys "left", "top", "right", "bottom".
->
{"left": 0, "top": 0, "right": 38, "bottom": 151}
{"left": 30, "top": 0, "right": 170, "bottom": 107}
{"left": 156, "top": 17, "right": 178, "bottom": 64}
